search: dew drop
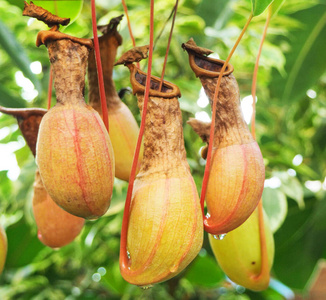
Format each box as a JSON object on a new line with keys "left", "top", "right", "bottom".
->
{"left": 206, "top": 213, "right": 211, "bottom": 219}
{"left": 127, "top": 250, "right": 131, "bottom": 259}
{"left": 169, "top": 264, "right": 179, "bottom": 273}
{"left": 218, "top": 234, "right": 227, "bottom": 240}
{"left": 139, "top": 285, "right": 153, "bottom": 290}
{"left": 213, "top": 234, "right": 227, "bottom": 240}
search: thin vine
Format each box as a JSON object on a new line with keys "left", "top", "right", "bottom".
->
{"left": 91, "top": 0, "right": 109, "bottom": 132}
{"left": 120, "top": 0, "right": 155, "bottom": 270}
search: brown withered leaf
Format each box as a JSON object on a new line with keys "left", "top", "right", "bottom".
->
{"left": 187, "top": 117, "right": 211, "bottom": 143}
{"left": 182, "top": 38, "right": 214, "bottom": 56}
{"left": 115, "top": 45, "right": 150, "bottom": 66}
{"left": 23, "top": 1, "right": 70, "bottom": 27}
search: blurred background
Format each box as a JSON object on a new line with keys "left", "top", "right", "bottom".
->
{"left": 0, "top": 0, "right": 325, "bottom": 299}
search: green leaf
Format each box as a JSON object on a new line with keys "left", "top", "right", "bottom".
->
{"left": 271, "top": 5, "right": 326, "bottom": 103}
{"left": 0, "top": 20, "right": 42, "bottom": 94}
{"left": 101, "top": 261, "right": 129, "bottom": 295}
{"left": 274, "top": 171, "right": 305, "bottom": 208}
{"left": 0, "top": 84, "right": 26, "bottom": 108}
{"left": 269, "top": 0, "right": 285, "bottom": 17}
{"left": 5, "top": 217, "right": 45, "bottom": 268}
{"left": 252, "top": 0, "right": 274, "bottom": 16}
{"left": 184, "top": 252, "right": 225, "bottom": 287}
{"left": 262, "top": 187, "right": 288, "bottom": 233}
{"left": 273, "top": 196, "right": 326, "bottom": 291}
{"left": 32, "top": 0, "right": 84, "bottom": 25}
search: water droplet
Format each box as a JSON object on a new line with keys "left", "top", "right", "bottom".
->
{"left": 139, "top": 285, "right": 153, "bottom": 290}
{"left": 213, "top": 234, "right": 227, "bottom": 240}
{"left": 206, "top": 213, "right": 211, "bottom": 219}
{"left": 169, "top": 264, "right": 179, "bottom": 273}
{"left": 127, "top": 250, "right": 131, "bottom": 259}
{"left": 218, "top": 234, "right": 227, "bottom": 240}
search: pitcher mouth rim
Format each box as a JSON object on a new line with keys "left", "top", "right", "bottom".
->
{"left": 187, "top": 51, "right": 234, "bottom": 78}
{"left": 128, "top": 64, "right": 181, "bottom": 98}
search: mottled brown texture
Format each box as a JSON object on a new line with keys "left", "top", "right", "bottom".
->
{"left": 0, "top": 107, "right": 47, "bottom": 156}
{"left": 200, "top": 74, "right": 253, "bottom": 148}
{"left": 127, "top": 64, "right": 184, "bottom": 177}
{"left": 23, "top": 1, "right": 70, "bottom": 27}
{"left": 46, "top": 39, "right": 89, "bottom": 105}
{"left": 182, "top": 38, "right": 213, "bottom": 56}
{"left": 183, "top": 39, "right": 252, "bottom": 149}
{"left": 136, "top": 93, "right": 189, "bottom": 178}
{"left": 115, "top": 45, "right": 150, "bottom": 66}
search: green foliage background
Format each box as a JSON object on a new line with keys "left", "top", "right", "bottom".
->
{"left": 0, "top": 0, "right": 326, "bottom": 299}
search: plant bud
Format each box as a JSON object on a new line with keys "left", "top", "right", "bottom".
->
{"left": 119, "top": 60, "right": 203, "bottom": 286}
{"left": 88, "top": 16, "right": 141, "bottom": 182}
{"left": 0, "top": 225, "right": 7, "bottom": 275}
{"left": 33, "top": 169, "right": 85, "bottom": 248}
{"left": 184, "top": 39, "right": 265, "bottom": 234}
{"left": 36, "top": 33, "right": 115, "bottom": 219}
{"left": 209, "top": 208, "right": 274, "bottom": 291}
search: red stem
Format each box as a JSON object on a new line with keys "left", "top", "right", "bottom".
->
{"left": 121, "top": 0, "right": 140, "bottom": 69}
{"left": 91, "top": 0, "right": 109, "bottom": 132}
{"left": 120, "top": 0, "right": 155, "bottom": 270}
{"left": 159, "top": 0, "right": 179, "bottom": 91}
{"left": 47, "top": 65, "right": 53, "bottom": 110}
{"left": 201, "top": 14, "right": 253, "bottom": 220}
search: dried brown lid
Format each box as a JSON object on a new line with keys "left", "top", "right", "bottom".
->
{"left": 182, "top": 38, "right": 234, "bottom": 78}
{"left": 127, "top": 64, "right": 181, "bottom": 98}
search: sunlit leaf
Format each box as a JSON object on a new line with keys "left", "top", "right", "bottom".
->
{"left": 269, "top": 0, "right": 285, "bottom": 17}
{"left": 0, "top": 84, "right": 26, "bottom": 108}
{"left": 263, "top": 187, "right": 288, "bottom": 233}
{"left": 274, "top": 171, "right": 305, "bottom": 209}
{"left": 274, "top": 196, "right": 326, "bottom": 290}
{"left": 185, "top": 253, "right": 224, "bottom": 287}
{"left": 32, "top": 0, "right": 83, "bottom": 25}
{"left": 6, "top": 218, "right": 45, "bottom": 268}
{"left": 0, "top": 20, "right": 42, "bottom": 94}
{"left": 251, "top": 0, "right": 274, "bottom": 17}
{"left": 271, "top": 5, "right": 326, "bottom": 103}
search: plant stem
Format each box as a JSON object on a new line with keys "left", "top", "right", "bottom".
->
{"left": 159, "top": 0, "right": 179, "bottom": 91}
{"left": 121, "top": 0, "right": 139, "bottom": 69}
{"left": 120, "top": 0, "right": 155, "bottom": 270}
{"left": 91, "top": 0, "right": 109, "bottom": 132}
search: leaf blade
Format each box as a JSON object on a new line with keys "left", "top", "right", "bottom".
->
{"left": 0, "top": 20, "right": 42, "bottom": 94}
{"left": 252, "top": 0, "right": 274, "bottom": 16}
